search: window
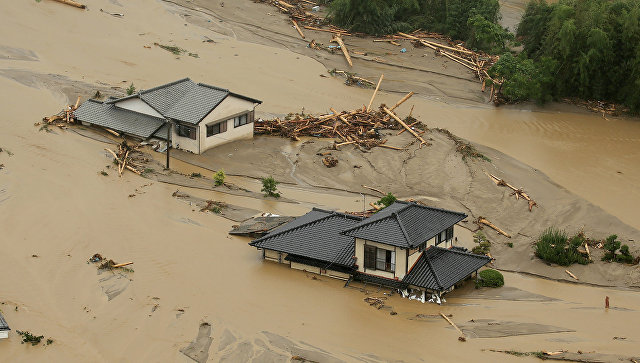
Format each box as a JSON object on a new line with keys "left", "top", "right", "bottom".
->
{"left": 436, "top": 226, "right": 454, "bottom": 245}
{"left": 363, "top": 245, "right": 395, "bottom": 272}
{"left": 206, "top": 121, "right": 227, "bottom": 137}
{"left": 177, "top": 124, "right": 196, "bottom": 140}
{"left": 233, "top": 113, "right": 251, "bottom": 128}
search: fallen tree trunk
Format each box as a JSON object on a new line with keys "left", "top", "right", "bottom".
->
{"left": 476, "top": 217, "right": 511, "bottom": 238}
{"left": 441, "top": 313, "right": 466, "bottom": 342}
{"left": 51, "top": 0, "right": 86, "bottom": 9}
{"left": 383, "top": 107, "right": 428, "bottom": 146}
{"left": 331, "top": 35, "right": 353, "bottom": 67}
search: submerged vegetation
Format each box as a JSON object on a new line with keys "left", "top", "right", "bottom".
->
{"left": 490, "top": 0, "right": 640, "bottom": 112}
{"left": 328, "top": 0, "right": 511, "bottom": 53}
{"left": 16, "top": 330, "right": 52, "bottom": 346}
{"left": 213, "top": 169, "right": 226, "bottom": 186}
{"left": 261, "top": 176, "right": 281, "bottom": 198}
{"left": 534, "top": 228, "right": 590, "bottom": 266}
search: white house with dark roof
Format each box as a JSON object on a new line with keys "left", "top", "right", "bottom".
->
{"left": 250, "top": 201, "right": 491, "bottom": 299}
{"left": 75, "top": 78, "right": 262, "bottom": 154}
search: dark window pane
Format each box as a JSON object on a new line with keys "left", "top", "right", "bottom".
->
{"left": 364, "top": 245, "right": 376, "bottom": 269}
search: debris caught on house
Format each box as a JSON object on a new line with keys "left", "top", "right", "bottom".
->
{"left": 105, "top": 141, "right": 146, "bottom": 177}
{"left": 228, "top": 216, "right": 295, "bottom": 236}
{"left": 487, "top": 173, "right": 538, "bottom": 211}
{"left": 38, "top": 96, "right": 81, "bottom": 130}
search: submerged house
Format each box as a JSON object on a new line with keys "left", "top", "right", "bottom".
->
{"left": 74, "top": 78, "right": 262, "bottom": 154}
{"left": 0, "top": 311, "right": 9, "bottom": 339}
{"left": 250, "top": 201, "right": 491, "bottom": 298}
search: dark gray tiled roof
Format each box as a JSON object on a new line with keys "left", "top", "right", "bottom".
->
{"left": 250, "top": 209, "right": 363, "bottom": 267}
{"left": 152, "top": 123, "right": 169, "bottom": 139}
{"left": 403, "top": 246, "right": 490, "bottom": 291}
{"left": 106, "top": 78, "right": 261, "bottom": 125}
{"left": 74, "top": 99, "right": 165, "bottom": 138}
{"left": 342, "top": 201, "right": 467, "bottom": 248}
{"left": 0, "top": 311, "right": 9, "bottom": 330}
{"left": 354, "top": 272, "right": 408, "bottom": 290}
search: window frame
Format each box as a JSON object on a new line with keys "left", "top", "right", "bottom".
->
{"left": 176, "top": 124, "right": 197, "bottom": 140}
{"left": 363, "top": 244, "right": 395, "bottom": 273}
{"left": 233, "top": 113, "right": 251, "bottom": 128}
{"left": 436, "top": 226, "right": 454, "bottom": 245}
{"left": 206, "top": 120, "right": 227, "bottom": 137}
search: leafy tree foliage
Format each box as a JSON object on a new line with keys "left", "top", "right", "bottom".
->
{"left": 509, "top": 0, "right": 640, "bottom": 111}
{"left": 328, "top": 0, "right": 510, "bottom": 52}
{"left": 261, "top": 176, "right": 280, "bottom": 198}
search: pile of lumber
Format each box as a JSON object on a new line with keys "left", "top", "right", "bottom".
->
{"left": 105, "top": 141, "right": 147, "bottom": 177}
{"left": 487, "top": 173, "right": 538, "bottom": 211}
{"left": 255, "top": 90, "right": 428, "bottom": 150}
{"left": 39, "top": 96, "right": 82, "bottom": 129}
{"left": 395, "top": 31, "right": 500, "bottom": 87}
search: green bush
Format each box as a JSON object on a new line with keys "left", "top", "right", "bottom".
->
{"left": 213, "top": 169, "right": 225, "bottom": 186}
{"left": 126, "top": 83, "right": 136, "bottom": 95}
{"left": 375, "top": 192, "right": 397, "bottom": 209}
{"left": 477, "top": 269, "right": 504, "bottom": 287}
{"left": 602, "top": 234, "right": 621, "bottom": 261}
{"left": 534, "top": 227, "right": 589, "bottom": 266}
{"left": 614, "top": 243, "right": 634, "bottom": 264}
{"left": 261, "top": 176, "right": 280, "bottom": 198}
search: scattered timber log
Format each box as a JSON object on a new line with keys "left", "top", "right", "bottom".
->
{"left": 361, "top": 185, "right": 385, "bottom": 195}
{"left": 440, "top": 313, "right": 466, "bottom": 342}
{"left": 389, "top": 92, "right": 414, "bottom": 111}
{"left": 112, "top": 262, "right": 134, "bottom": 268}
{"left": 487, "top": 173, "right": 538, "bottom": 211}
{"left": 369, "top": 202, "right": 381, "bottom": 210}
{"left": 565, "top": 270, "right": 579, "bottom": 281}
{"left": 52, "top": 0, "right": 87, "bottom": 9}
{"left": 367, "top": 74, "right": 384, "bottom": 112}
{"left": 331, "top": 35, "right": 353, "bottom": 67}
{"left": 291, "top": 19, "right": 305, "bottom": 39}
{"left": 476, "top": 217, "right": 511, "bottom": 238}
{"left": 105, "top": 141, "right": 145, "bottom": 177}
{"left": 383, "top": 107, "right": 428, "bottom": 146}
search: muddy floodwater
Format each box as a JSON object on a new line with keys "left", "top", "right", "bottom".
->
{"left": 1, "top": 0, "right": 640, "bottom": 362}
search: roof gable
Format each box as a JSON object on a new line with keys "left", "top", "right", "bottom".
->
{"left": 250, "top": 209, "right": 363, "bottom": 267}
{"left": 402, "top": 246, "right": 490, "bottom": 291}
{"left": 341, "top": 201, "right": 467, "bottom": 248}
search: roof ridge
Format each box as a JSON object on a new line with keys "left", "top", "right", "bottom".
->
{"left": 444, "top": 245, "right": 491, "bottom": 260}
{"left": 423, "top": 247, "right": 444, "bottom": 290}
{"left": 404, "top": 201, "right": 468, "bottom": 217}
{"left": 341, "top": 202, "right": 409, "bottom": 234}
{"left": 251, "top": 212, "right": 339, "bottom": 245}
{"left": 392, "top": 211, "right": 412, "bottom": 247}
{"left": 197, "top": 82, "right": 229, "bottom": 93}
{"left": 111, "top": 104, "right": 166, "bottom": 121}
{"left": 139, "top": 77, "right": 192, "bottom": 94}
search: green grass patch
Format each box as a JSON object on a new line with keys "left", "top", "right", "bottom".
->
{"left": 534, "top": 228, "right": 590, "bottom": 266}
{"left": 155, "top": 43, "right": 186, "bottom": 55}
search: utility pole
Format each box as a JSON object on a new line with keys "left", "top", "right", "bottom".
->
{"left": 165, "top": 120, "right": 171, "bottom": 169}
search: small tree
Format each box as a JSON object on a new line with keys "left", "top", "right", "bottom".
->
{"left": 261, "top": 176, "right": 280, "bottom": 198}
{"left": 472, "top": 230, "right": 491, "bottom": 255}
{"left": 126, "top": 83, "right": 136, "bottom": 95}
{"left": 602, "top": 234, "right": 621, "bottom": 262}
{"left": 375, "top": 192, "right": 397, "bottom": 209}
{"left": 617, "top": 244, "right": 634, "bottom": 264}
{"left": 213, "top": 169, "right": 225, "bottom": 186}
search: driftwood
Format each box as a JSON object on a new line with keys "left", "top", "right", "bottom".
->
{"left": 565, "top": 270, "right": 579, "bottom": 280}
{"left": 441, "top": 313, "right": 466, "bottom": 342}
{"left": 331, "top": 35, "right": 353, "bottom": 67}
{"left": 487, "top": 173, "right": 538, "bottom": 211}
{"left": 476, "top": 217, "right": 511, "bottom": 238}
{"left": 105, "top": 141, "right": 145, "bottom": 177}
{"left": 51, "top": 0, "right": 86, "bottom": 9}
{"left": 362, "top": 185, "right": 385, "bottom": 195}
{"left": 389, "top": 92, "right": 414, "bottom": 112}
{"left": 367, "top": 74, "right": 384, "bottom": 112}
{"left": 112, "top": 262, "right": 134, "bottom": 268}
{"left": 383, "top": 107, "right": 428, "bottom": 146}
{"left": 291, "top": 19, "right": 305, "bottom": 39}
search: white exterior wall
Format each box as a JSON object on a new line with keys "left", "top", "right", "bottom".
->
{"left": 199, "top": 96, "right": 256, "bottom": 153}
{"left": 407, "top": 249, "right": 422, "bottom": 271}
{"left": 114, "top": 97, "right": 163, "bottom": 118}
{"left": 355, "top": 238, "right": 408, "bottom": 280}
{"left": 264, "top": 249, "right": 287, "bottom": 264}
{"left": 0, "top": 330, "right": 8, "bottom": 339}
{"left": 172, "top": 124, "right": 200, "bottom": 154}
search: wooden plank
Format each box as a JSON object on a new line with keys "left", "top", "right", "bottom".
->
{"left": 51, "top": 0, "right": 86, "bottom": 9}
{"left": 331, "top": 35, "right": 353, "bottom": 67}
{"left": 367, "top": 74, "right": 384, "bottom": 112}
{"left": 383, "top": 107, "right": 427, "bottom": 145}
{"left": 112, "top": 262, "right": 133, "bottom": 268}
{"left": 565, "top": 270, "right": 579, "bottom": 280}
{"left": 292, "top": 19, "right": 305, "bottom": 39}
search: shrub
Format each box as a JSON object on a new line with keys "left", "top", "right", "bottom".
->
{"left": 477, "top": 269, "right": 504, "bottom": 287}
{"left": 472, "top": 230, "right": 491, "bottom": 255}
{"left": 213, "top": 169, "right": 225, "bottom": 186}
{"left": 375, "top": 192, "right": 397, "bottom": 209}
{"left": 261, "top": 176, "right": 280, "bottom": 198}
{"left": 126, "top": 83, "right": 136, "bottom": 95}
{"left": 602, "top": 234, "right": 621, "bottom": 261}
{"left": 507, "top": 242, "right": 513, "bottom": 248}
{"left": 534, "top": 227, "right": 589, "bottom": 266}
{"left": 615, "top": 244, "right": 634, "bottom": 264}
{"left": 16, "top": 330, "right": 44, "bottom": 346}
{"left": 190, "top": 172, "right": 202, "bottom": 178}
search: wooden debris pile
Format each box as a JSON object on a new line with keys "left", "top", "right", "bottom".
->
{"left": 322, "top": 155, "right": 338, "bottom": 168}
{"left": 37, "top": 96, "right": 82, "bottom": 131}
{"left": 105, "top": 141, "right": 147, "bottom": 177}
{"left": 487, "top": 173, "right": 538, "bottom": 211}
{"left": 255, "top": 91, "right": 428, "bottom": 150}
{"left": 363, "top": 296, "right": 387, "bottom": 309}
{"left": 435, "top": 128, "right": 490, "bottom": 161}
{"left": 88, "top": 253, "right": 133, "bottom": 270}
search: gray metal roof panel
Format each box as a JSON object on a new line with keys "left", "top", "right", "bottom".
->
{"left": 250, "top": 210, "right": 363, "bottom": 267}
{"left": 342, "top": 201, "right": 467, "bottom": 248}
{"left": 163, "top": 84, "right": 228, "bottom": 124}
{"left": 74, "top": 100, "right": 165, "bottom": 138}
{"left": 403, "top": 247, "right": 490, "bottom": 291}
{"left": 267, "top": 209, "right": 333, "bottom": 235}
{"left": 0, "top": 311, "right": 9, "bottom": 330}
